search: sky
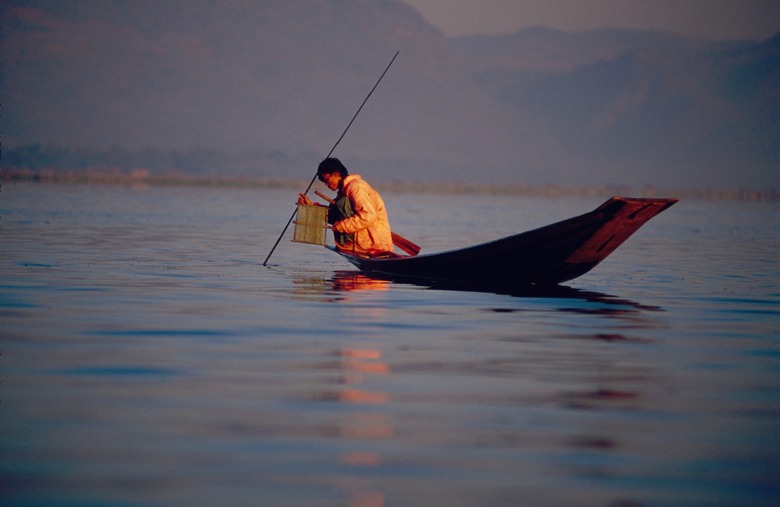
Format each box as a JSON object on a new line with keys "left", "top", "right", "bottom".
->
{"left": 400, "top": 0, "right": 780, "bottom": 41}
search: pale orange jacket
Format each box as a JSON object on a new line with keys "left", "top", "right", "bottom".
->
{"left": 332, "top": 174, "right": 393, "bottom": 252}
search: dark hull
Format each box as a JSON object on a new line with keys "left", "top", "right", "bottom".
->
{"left": 330, "top": 196, "right": 677, "bottom": 286}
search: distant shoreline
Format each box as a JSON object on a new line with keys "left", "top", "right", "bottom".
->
{"left": 1, "top": 168, "right": 777, "bottom": 202}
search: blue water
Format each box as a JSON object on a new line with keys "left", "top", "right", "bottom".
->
{"left": 2, "top": 183, "right": 779, "bottom": 506}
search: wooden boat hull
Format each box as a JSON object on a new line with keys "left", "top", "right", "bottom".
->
{"left": 329, "top": 196, "right": 678, "bottom": 286}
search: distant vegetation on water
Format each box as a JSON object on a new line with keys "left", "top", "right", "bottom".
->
{"left": 1, "top": 144, "right": 312, "bottom": 179}
{"left": 2, "top": 144, "right": 775, "bottom": 202}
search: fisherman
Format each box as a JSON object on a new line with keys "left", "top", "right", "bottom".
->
{"left": 297, "top": 158, "right": 393, "bottom": 254}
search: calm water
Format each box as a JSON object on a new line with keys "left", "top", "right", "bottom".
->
{"left": 2, "top": 183, "right": 779, "bottom": 507}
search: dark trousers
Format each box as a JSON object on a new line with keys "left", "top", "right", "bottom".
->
{"left": 328, "top": 196, "right": 355, "bottom": 246}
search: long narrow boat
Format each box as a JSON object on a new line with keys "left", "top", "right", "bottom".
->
{"left": 329, "top": 196, "right": 677, "bottom": 286}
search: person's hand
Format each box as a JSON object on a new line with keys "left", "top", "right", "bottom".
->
{"left": 297, "top": 193, "right": 313, "bottom": 205}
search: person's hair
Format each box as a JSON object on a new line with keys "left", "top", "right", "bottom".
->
{"left": 317, "top": 158, "right": 349, "bottom": 180}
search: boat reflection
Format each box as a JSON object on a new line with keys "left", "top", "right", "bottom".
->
{"left": 329, "top": 270, "right": 661, "bottom": 312}
{"left": 290, "top": 270, "right": 663, "bottom": 334}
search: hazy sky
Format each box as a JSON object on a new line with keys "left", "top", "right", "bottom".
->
{"left": 401, "top": 0, "right": 780, "bottom": 40}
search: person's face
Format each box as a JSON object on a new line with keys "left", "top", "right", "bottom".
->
{"left": 319, "top": 172, "right": 340, "bottom": 191}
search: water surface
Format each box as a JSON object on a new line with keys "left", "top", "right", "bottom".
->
{"left": 2, "top": 183, "right": 779, "bottom": 506}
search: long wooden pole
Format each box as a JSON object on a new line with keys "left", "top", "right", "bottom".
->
{"left": 263, "top": 51, "right": 400, "bottom": 266}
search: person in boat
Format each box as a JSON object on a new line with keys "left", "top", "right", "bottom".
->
{"left": 297, "top": 158, "right": 393, "bottom": 254}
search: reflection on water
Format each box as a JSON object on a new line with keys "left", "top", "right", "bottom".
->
{"left": 258, "top": 270, "right": 681, "bottom": 506}
{"left": 304, "top": 270, "right": 658, "bottom": 306}
{"left": 292, "top": 271, "right": 390, "bottom": 301}
{"left": 294, "top": 270, "right": 665, "bottom": 329}
{"left": 309, "top": 348, "right": 391, "bottom": 405}
{"left": 305, "top": 347, "right": 392, "bottom": 507}
{"left": 330, "top": 273, "right": 391, "bottom": 293}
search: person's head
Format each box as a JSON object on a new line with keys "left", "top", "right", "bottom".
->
{"left": 317, "top": 158, "right": 349, "bottom": 190}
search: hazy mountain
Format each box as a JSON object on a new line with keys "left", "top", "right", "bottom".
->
{"left": 2, "top": 0, "right": 778, "bottom": 190}
{"left": 455, "top": 27, "right": 780, "bottom": 189}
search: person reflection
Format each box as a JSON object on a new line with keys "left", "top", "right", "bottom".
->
{"left": 291, "top": 272, "right": 388, "bottom": 301}
{"left": 330, "top": 348, "right": 392, "bottom": 507}
{"left": 330, "top": 272, "right": 389, "bottom": 292}
{"left": 332, "top": 348, "right": 389, "bottom": 405}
